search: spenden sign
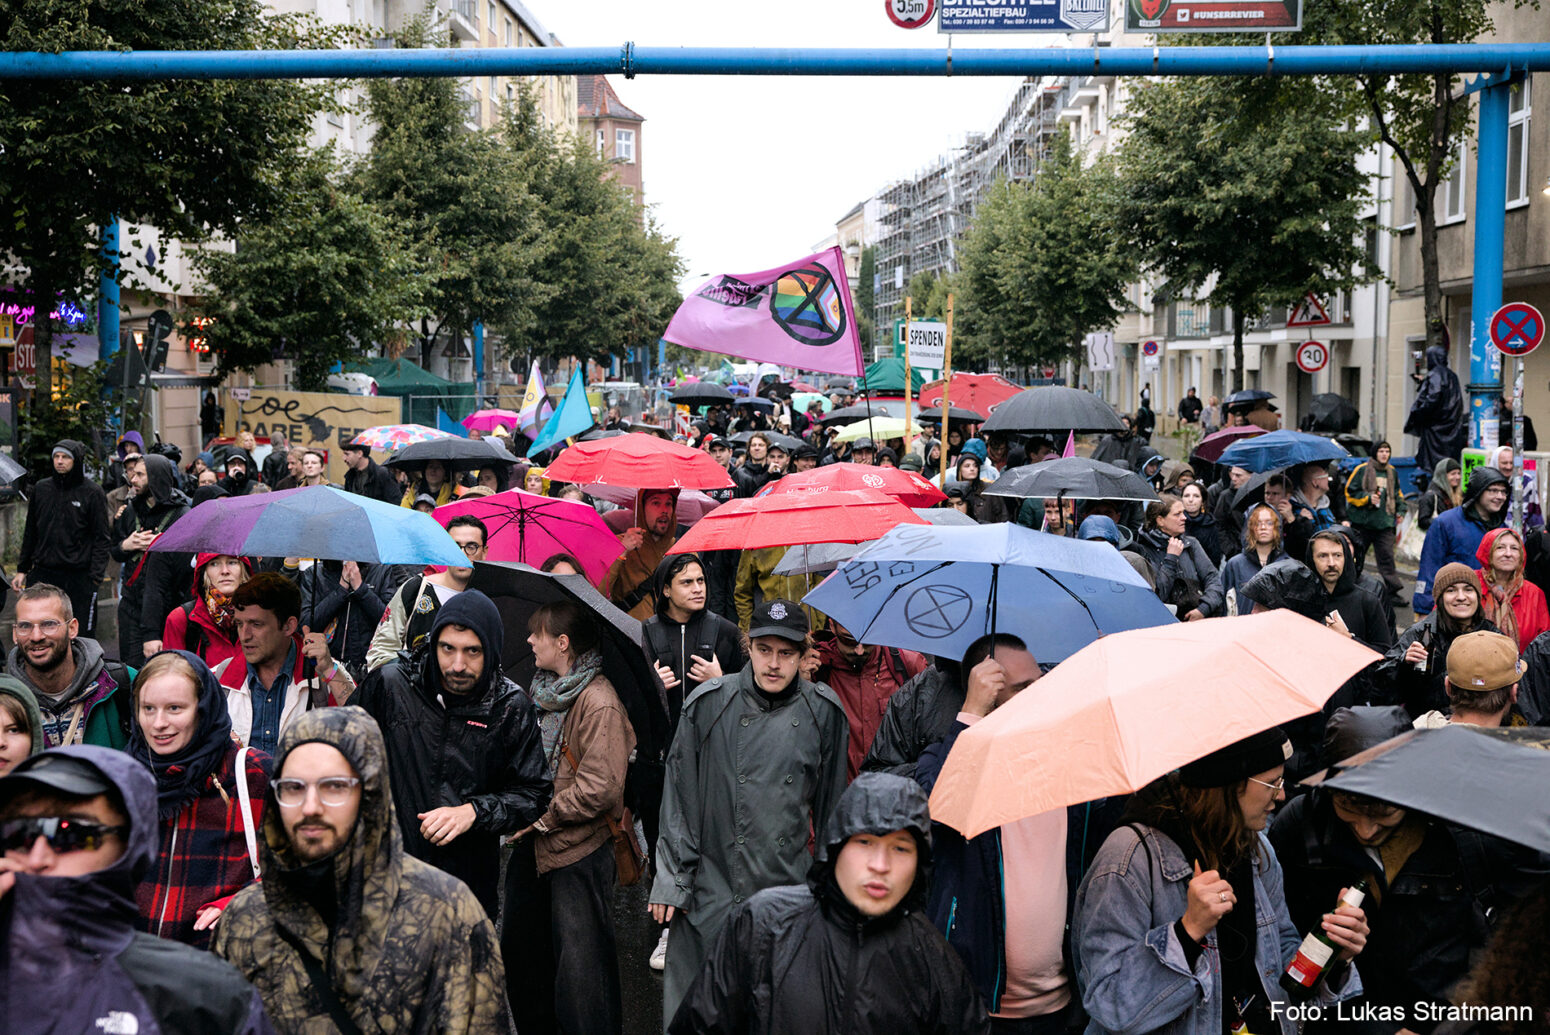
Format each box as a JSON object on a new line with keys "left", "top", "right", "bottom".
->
{"left": 906, "top": 321, "right": 948, "bottom": 369}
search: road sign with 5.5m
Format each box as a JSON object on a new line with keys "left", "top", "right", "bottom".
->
{"left": 886, "top": 0, "right": 936, "bottom": 28}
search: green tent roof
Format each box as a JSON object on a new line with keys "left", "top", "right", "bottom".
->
{"left": 861, "top": 357, "right": 926, "bottom": 395}
{"left": 349, "top": 357, "right": 456, "bottom": 393}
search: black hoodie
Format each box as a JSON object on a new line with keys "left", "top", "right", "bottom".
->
{"left": 670, "top": 773, "right": 989, "bottom": 1035}
{"left": 640, "top": 553, "right": 745, "bottom": 723}
{"left": 110, "top": 454, "right": 194, "bottom": 644}
{"left": 17, "top": 438, "right": 112, "bottom": 583}
{"left": 352, "top": 589, "right": 551, "bottom": 916}
{"left": 1304, "top": 529, "right": 1394, "bottom": 651}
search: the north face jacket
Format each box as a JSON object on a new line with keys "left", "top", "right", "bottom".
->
{"left": 214, "top": 707, "right": 513, "bottom": 1033}
{"left": 670, "top": 773, "right": 989, "bottom": 1034}
{"left": 0, "top": 745, "right": 273, "bottom": 1035}
{"left": 16, "top": 437, "right": 111, "bottom": 584}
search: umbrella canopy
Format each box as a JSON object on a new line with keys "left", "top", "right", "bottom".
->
{"left": 824, "top": 377, "right": 855, "bottom": 390}
{"left": 1304, "top": 393, "right": 1361, "bottom": 434}
{"left": 1191, "top": 425, "right": 1266, "bottom": 463}
{"left": 818, "top": 403, "right": 895, "bottom": 427}
{"left": 757, "top": 462, "right": 947, "bottom": 509}
{"left": 384, "top": 437, "right": 519, "bottom": 473}
{"left": 982, "top": 386, "right": 1125, "bottom": 435}
{"left": 861, "top": 357, "right": 925, "bottom": 396}
{"left": 804, "top": 523, "right": 1175, "bottom": 666}
{"left": 915, "top": 507, "right": 979, "bottom": 527}
{"left": 927, "top": 610, "right": 1381, "bottom": 837}
{"left": 543, "top": 432, "right": 735, "bottom": 491}
{"left": 771, "top": 504, "right": 976, "bottom": 576}
{"left": 792, "top": 392, "right": 833, "bottom": 415}
{"left": 461, "top": 409, "right": 521, "bottom": 434}
{"left": 763, "top": 432, "right": 806, "bottom": 453}
{"left": 352, "top": 424, "right": 458, "bottom": 451}
{"left": 466, "top": 561, "right": 670, "bottom": 768}
{"left": 1225, "top": 388, "right": 1276, "bottom": 407}
{"left": 1232, "top": 466, "right": 1293, "bottom": 509}
{"left": 734, "top": 396, "right": 777, "bottom": 412}
{"left": 1217, "top": 429, "right": 1351, "bottom": 473}
{"left": 984, "top": 456, "right": 1159, "bottom": 503}
{"left": 1311, "top": 726, "right": 1550, "bottom": 856}
{"left": 669, "top": 382, "right": 734, "bottom": 404}
{"left": 585, "top": 483, "right": 725, "bottom": 526}
{"left": 577, "top": 429, "right": 628, "bottom": 441}
{"left": 149, "top": 485, "right": 471, "bottom": 567}
{"left": 0, "top": 453, "right": 26, "bottom": 485}
{"left": 914, "top": 404, "right": 987, "bottom": 428}
{"left": 832, "top": 417, "right": 922, "bottom": 444}
{"left": 432, "top": 489, "right": 623, "bottom": 586}
{"left": 918, "top": 373, "right": 1024, "bottom": 415}
{"left": 669, "top": 489, "right": 928, "bottom": 554}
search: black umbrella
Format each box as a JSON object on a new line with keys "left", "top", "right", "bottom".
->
{"left": 578, "top": 429, "right": 628, "bottom": 441}
{"left": 761, "top": 382, "right": 796, "bottom": 399}
{"left": 763, "top": 432, "right": 805, "bottom": 453}
{"left": 669, "top": 382, "right": 734, "bottom": 404}
{"left": 734, "top": 396, "right": 777, "bottom": 412}
{"left": 467, "top": 561, "right": 671, "bottom": 766}
{"left": 626, "top": 422, "right": 672, "bottom": 440}
{"left": 1304, "top": 393, "right": 1360, "bottom": 434}
{"left": 1225, "top": 388, "right": 1276, "bottom": 408}
{"left": 0, "top": 453, "right": 25, "bottom": 485}
{"left": 385, "top": 437, "right": 519, "bottom": 473}
{"left": 984, "top": 456, "right": 1160, "bottom": 502}
{"left": 824, "top": 378, "right": 855, "bottom": 391}
{"left": 982, "top": 386, "right": 1124, "bottom": 435}
{"left": 819, "top": 403, "right": 894, "bottom": 427}
{"left": 729, "top": 431, "right": 754, "bottom": 446}
{"left": 1239, "top": 557, "right": 1324, "bottom": 618}
{"left": 915, "top": 405, "right": 987, "bottom": 428}
{"left": 1312, "top": 726, "right": 1550, "bottom": 855}
{"left": 1232, "top": 466, "right": 1292, "bottom": 509}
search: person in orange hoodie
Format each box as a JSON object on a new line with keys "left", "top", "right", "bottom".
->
{"left": 1476, "top": 527, "right": 1550, "bottom": 650}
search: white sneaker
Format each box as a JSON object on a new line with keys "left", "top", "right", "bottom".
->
{"left": 648, "top": 928, "right": 669, "bottom": 972}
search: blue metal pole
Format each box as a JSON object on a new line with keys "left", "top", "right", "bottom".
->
{"left": 98, "top": 216, "right": 119, "bottom": 360}
{"left": 1468, "top": 81, "right": 1511, "bottom": 449}
{"left": 0, "top": 44, "right": 1546, "bottom": 81}
{"left": 472, "top": 321, "right": 485, "bottom": 405}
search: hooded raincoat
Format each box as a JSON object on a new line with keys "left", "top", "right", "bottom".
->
{"left": 1416, "top": 458, "right": 1462, "bottom": 531}
{"left": 1474, "top": 527, "right": 1550, "bottom": 650}
{"left": 811, "top": 631, "right": 927, "bottom": 779}
{"left": 110, "top": 454, "right": 193, "bottom": 663}
{"left": 353, "top": 590, "right": 551, "bottom": 917}
{"left": 16, "top": 438, "right": 112, "bottom": 622}
{"left": 1404, "top": 346, "right": 1468, "bottom": 474}
{"left": 0, "top": 674, "right": 44, "bottom": 766}
{"left": 162, "top": 552, "right": 252, "bottom": 682}
{"left": 0, "top": 746, "right": 273, "bottom": 1034}
{"left": 604, "top": 489, "right": 680, "bottom": 620}
{"left": 669, "top": 773, "right": 989, "bottom": 1035}
{"left": 213, "top": 707, "right": 513, "bottom": 1033}
{"left": 1415, "top": 467, "right": 1510, "bottom": 614}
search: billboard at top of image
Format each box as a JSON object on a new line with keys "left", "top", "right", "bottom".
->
{"left": 939, "top": 0, "right": 1110, "bottom": 33}
{"left": 1125, "top": 0, "right": 1300, "bottom": 31}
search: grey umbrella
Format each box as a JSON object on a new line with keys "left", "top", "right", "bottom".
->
{"left": 819, "top": 403, "right": 894, "bottom": 427}
{"left": 669, "top": 382, "right": 734, "bottom": 404}
{"left": 985, "top": 456, "right": 1159, "bottom": 502}
{"left": 915, "top": 405, "right": 987, "bottom": 428}
{"left": 384, "top": 437, "right": 519, "bottom": 473}
{"left": 982, "top": 386, "right": 1125, "bottom": 435}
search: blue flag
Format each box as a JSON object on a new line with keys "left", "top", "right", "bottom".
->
{"left": 436, "top": 408, "right": 469, "bottom": 438}
{"left": 530, "top": 368, "right": 594, "bottom": 453}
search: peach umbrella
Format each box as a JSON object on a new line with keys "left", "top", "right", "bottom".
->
{"left": 927, "top": 610, "right": 1380, "bottom": 838}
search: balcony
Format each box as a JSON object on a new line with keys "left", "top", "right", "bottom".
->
{"left": 449, "top": 0, "right": 478, "bottom": 41}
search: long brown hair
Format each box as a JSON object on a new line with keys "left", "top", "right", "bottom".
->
{"left": 1131, "top": 774, "right": 1262, "bottom": 873}
{"left": 1242, "top": 502, "right": 1282, "bottom": 554}
{"left": 1145, "top": 494, "right": 1184, "bottom": 532}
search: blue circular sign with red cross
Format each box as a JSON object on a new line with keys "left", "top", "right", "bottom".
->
{"left": 1490, "top": 302, "right": 1545, "bottom": 357}
{"left": 1141, "top": 340, "right": 1160, "bottom": 356}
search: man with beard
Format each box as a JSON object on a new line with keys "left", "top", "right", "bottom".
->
{"left": 11, "top": 440, "right": 111, "bottom": 636}
{"left": 1415, "top": 467, "right": 1510, "bottom": 615}
{"left": 109, "top": 454, "right": 191, "bottom": 668}
{"left": 1307, "top": 530, "right": 1394, "bottom": 650}
{"left": 349, "top": 590, "right": 550, "bottom": 919}
{"left": 5, "top": 584, "right": 132, "bottom": 748}
{"left": 604, "top": 489, "right": 680, "bottom": 621}
{"left": 366, "top": 515, "right": 488, "bottom": 670}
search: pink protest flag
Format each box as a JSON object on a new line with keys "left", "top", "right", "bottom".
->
{"left": 1062, "top": 431, "right": 1076, "bottom": 458}
{"left": 662, "top": 246, "right": 864, "bottom": 376}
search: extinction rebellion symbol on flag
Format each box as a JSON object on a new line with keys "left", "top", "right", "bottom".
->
{"left": 695, "top": 265, "right": 849, "bottom": 346}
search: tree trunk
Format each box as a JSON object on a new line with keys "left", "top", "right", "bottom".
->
{"left": 1419, "top": 70, "right": 1453, "bottom": 356}
{"left": 1232, "top": 309, "right": 1246, "bottom": 394}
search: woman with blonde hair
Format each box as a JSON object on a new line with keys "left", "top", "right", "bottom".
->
{"left": 1475, "top": 527, "right": 1550, "bottom": 649}
{"left": 1220, "top": 502, "right": 1287, "bottom": 609}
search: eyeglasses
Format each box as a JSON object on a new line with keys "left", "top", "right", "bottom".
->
{"left": 13, "top": 620, "right": 65, "bottom": 635}
{"left": 455, "top": 541, "right": 484, "bottom": 557}
{"left": 1247, "top": 775, "right": 1286, "bottom": 793}
{"left": 273, "top": 777, "right": 361, "bottom": 808}
{"left": 0, "top": 816, "right": 128, "bottom": 854}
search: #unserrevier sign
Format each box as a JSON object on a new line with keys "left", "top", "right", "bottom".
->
{"left": 939, "top": 0, "right": 1110, "bottom": 34}
{"left": 1125, "top": 0, "right": 1301, "bottom": 32}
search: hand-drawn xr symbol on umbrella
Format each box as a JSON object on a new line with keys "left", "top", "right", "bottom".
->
{"left": 904, "top": 584, "right": 973, "bottom": 639}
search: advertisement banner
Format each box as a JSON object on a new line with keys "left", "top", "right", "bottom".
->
{"left": 1124, "top": 0, "right": 1301, "bottom": 32}
{"left": 940, "top": 0, "right": 1110, "bottom": 32}
{"left": 228, "top": 389, "right": 401, "bottom": 485}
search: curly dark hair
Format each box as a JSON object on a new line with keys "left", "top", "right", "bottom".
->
{"left": 1448, "top": 878, "right": 1550, "bottom": 1032}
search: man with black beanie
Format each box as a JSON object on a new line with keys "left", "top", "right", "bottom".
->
{"left": 11, "top": 440, "right": 111, "bottom": 636}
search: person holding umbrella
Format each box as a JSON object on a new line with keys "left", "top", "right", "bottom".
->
{"left": 1072, "top": 728, "right": 1369, "bottom": 1035}
{"left": 399, "top": 458, "right": 455, "bottom": 508}
{"left": 603, "top": 489, "right": 680, "bottom": 622}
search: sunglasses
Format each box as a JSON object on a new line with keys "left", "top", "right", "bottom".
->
{"left": 0, "top": 816, "right": 129, "bottom": 854}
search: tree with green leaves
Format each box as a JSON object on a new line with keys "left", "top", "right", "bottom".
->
{"left": 903, "top": 270, "right": 956, "bottom": 324}
{"left": 189, "top": 151, "right": 425, "bottom": 391}
{"left": 854, "top": 245, "right": 876, "bottom": 356}
{"left": 0, "top": 0, "right": 337, "bottom": 457}
{"left": 1113, "top": 75, "right": 1375, "bottom": 391}
{"left": 955, "top": 134, "right": 1135, "bottom": 371}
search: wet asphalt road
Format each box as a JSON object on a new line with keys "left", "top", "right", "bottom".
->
{"left": 615, "top": 879, "right": 666, "bottom": 1035}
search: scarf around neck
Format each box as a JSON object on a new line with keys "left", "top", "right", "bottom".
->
{"left": 126, "top": 650, "right": 236, "bottom": 819}
{"left": 531, "top": 648, "right": 603, "bottom": 776}
{"left": 204, "top": 586, "right": 238, "bottom": 634}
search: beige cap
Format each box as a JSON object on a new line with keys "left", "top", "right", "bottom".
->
{"left": 1445, "top": 631, "right": 1526, "bottom": 692}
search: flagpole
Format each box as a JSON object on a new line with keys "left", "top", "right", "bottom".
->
{"left": 904, "top": 296, "right": 914, "bottom": 457}
{"left": 939, "top": 294, "right": 954, "bottom": 488}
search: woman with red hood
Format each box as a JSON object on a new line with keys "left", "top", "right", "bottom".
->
{"left": 161, "top": 553, "right": 253, "bottom": 684}
{"left": 1476, "top": 527, "right": 1550, "bottom": 649}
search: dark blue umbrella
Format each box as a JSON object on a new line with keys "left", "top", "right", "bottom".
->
{"left": 803, "top": 523, "right": 1175, "bottom": 664}
{"left": 1216, "top": 429, "right": 1350, "bottom": 473}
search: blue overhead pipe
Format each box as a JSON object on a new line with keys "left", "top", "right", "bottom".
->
{"left": 0, "top": 43, "right": 1547, "bottom": 81}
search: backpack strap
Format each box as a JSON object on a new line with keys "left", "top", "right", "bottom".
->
{"left": 233, "top": 747, "right": 261, "bottom": 879}
{"left": 275, "top": 925, "right": 363, "bottom": 1035}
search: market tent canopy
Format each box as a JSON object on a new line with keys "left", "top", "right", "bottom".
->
{"left": 349, "top": 357, "right": 476, "bottom": 426}
{"left": 860, "top": 357, "right": 926, "bottom": 396}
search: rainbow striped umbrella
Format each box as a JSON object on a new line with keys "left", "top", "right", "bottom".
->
{"left": 352, "top": 424, "right": 457, "bottom": 451}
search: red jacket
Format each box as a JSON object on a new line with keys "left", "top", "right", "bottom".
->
{"left": 1475, "top": 528, "right": 1550, "bottom": 650}
{"left": 813, "top": 639, "right": 927, "bottom": 779}
{"left": 161, "top": 554, "right": 251, "bottom": 686}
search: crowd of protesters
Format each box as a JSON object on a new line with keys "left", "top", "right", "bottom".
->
{"left": 1, "top": 381, "right": 1548, "bottom": 1035}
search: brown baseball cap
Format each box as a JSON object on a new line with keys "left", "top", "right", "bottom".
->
{"left": 1445, "top": 631, "right": 1525, "bottom": 692}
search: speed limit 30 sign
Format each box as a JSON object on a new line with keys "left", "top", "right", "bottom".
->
{"left": 885, "top": 0, "right": 936, "bottom": 28}
{"left": 1295, "top": 340, "right": 1329, "bottom": 374}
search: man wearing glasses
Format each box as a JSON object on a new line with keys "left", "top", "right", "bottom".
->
{"left": 1, "top": 746, "right": 274, "bottom": 1034}
{"left": 215, "top": 707, "right": 513, "bottom": 1032}
{"left": 366, "top": 515, "right": 489, "bottom": 671}
{"left": 5, "top": 583, "right": 134, "bottom": 748}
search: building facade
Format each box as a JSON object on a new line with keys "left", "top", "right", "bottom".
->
{"left": 577, "top": 75, "right": 645, "bottom": 200}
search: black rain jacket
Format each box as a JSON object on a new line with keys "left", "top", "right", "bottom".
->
{"left": 1404, "top": 346, "right": 1468, "bottom": 474}
{"left": 18, "top": 437, "right": 111, "bottom": 584}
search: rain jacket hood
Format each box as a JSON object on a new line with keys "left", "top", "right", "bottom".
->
{"left": 7, "top": 634, "right": 109, "bottom": 712}
{"left": 419, "top": 589, "right": 503, "bottom": 701}
{"left": 51, "top": 438, "right": 87, "bottom": 489}
{"left": 635, "top": 487, "right": 681, "bottom": 542}
{"left": 116, "top": 431, "right": 145, "bottom": 458}
{"left": 1462, "top": 465, "right": 1509, "bottom": 516}
{"left": 1306, "top": 528, "right": 1361, "bottom": 596}
{"left": 141, "top": 454, "right": 189, "bottom": 510}
{"left": 809, "top": 773, "right": 932, "bottom": 922}
{"left": 1321, "top": 705, "right": 1411, "bottom": 772}
{"left": 1475, "top": 525, "right": 1523, "bottom": 573}
{"left": 0, "top": 675, "right": 44, "bottom": 757}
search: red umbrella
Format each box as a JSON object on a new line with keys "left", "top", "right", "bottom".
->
{"left": 1193, "top": 426, "right": 1267, "bottom": 464}
{"left": 668, "top": 489, "right": 928, "bottom": 554}
{"left": 756, "top": 462, "right": 947, "bottom": 508}
{"left": 544, "top": 432, "right": 735, "bottom": 491}
{"left": 917, "top": 373, "right": 1024, "bottom": 416}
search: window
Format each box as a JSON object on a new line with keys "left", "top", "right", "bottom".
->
{"left": 487, "top": 2, "right": 495, "bottom": 29}
{"left": 596, "top": 129, "right": 606, "bottom": 156}
{"left": 488, "top": 77, "right": 497, "bottom": 106}
{"left": 1393, "top": 160, "right": 1416, "bottom": 230}
{"left": 615, "top": 128, "right": 635, "bottom": 163}
{"left": 506, "top": 82, "right": 515, "bottom": 103}
{"left": 1442, "top": 141, "right": 1466, "bottom": 223}
{"left": 504, "top": 18, "right": 513, "bottom": 46}
{"left": 1507, "top": 78, "right": 1531, "bottom": 206}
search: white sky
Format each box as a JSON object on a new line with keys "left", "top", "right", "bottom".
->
{"left": 538, "top": 1, "right": 1077, "bottom": 291}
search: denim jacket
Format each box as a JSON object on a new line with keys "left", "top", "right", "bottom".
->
{"left": 1071, "top": 824, "right": 1360, "bottom": 1035}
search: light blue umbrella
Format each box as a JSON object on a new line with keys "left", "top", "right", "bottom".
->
{"left": 1216, "top": 429, "right": 1350, "bottom": 473}
{"left": 803, "top": 523, "right": 1175, "bottom": 663}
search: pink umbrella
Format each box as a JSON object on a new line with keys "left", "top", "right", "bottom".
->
{"left": 433, "top": 489, "right": 623, "bottom": 586}
{"left": 462, "top": 409, "right": 522, "bottom": 435}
